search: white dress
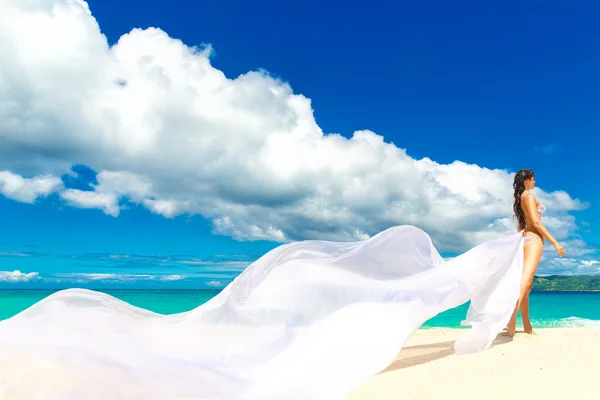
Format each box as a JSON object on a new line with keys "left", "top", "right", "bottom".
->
{"left": 0, "top": 225, "right": 525, "bottom": 400}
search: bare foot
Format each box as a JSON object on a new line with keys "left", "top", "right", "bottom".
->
{"left": 506, "top": 329, "right": 516, "bottom": 337}
{"left": 524, "top": 326, "right": 537, "bottom": 335}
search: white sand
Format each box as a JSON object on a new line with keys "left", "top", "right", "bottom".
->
{"left": 348, "top": 328, "right": 600, "bottom": 400}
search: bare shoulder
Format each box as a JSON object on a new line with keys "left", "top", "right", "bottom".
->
{"left": 521, "top": 190, "right": 536, "bottom": 205}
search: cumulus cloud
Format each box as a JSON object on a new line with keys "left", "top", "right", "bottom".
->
{"left": 60, "top": 188, "right": 120, "bottom": 216}
{"left": 0, "top": 0, "right": 592, "bottom": 258}
{"left": 0, "top": 270, "right": 40, "bottom": 283}
{"left": 0, "top": 171, "right": 63, "bottom": 203}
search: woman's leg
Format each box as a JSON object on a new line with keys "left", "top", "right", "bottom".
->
{"left": 520, "top": 292, "right": 534, "bottom": 334}
{"left": 507, "top": 238, "right": 543, "bottom": 337}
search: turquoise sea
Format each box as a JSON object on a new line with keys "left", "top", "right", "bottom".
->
{"left": 1, "top": 290, "right": 599, "bottom": 328}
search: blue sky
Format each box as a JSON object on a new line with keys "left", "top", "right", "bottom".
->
{"left": 0, "top": 0, "right": 598, "bottom": 288}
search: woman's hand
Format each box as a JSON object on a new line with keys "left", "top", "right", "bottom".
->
{"left": 553, "top": 242, "right": 565, "bottom": 257}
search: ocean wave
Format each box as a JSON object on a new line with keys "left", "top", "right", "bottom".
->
{"left": 532, "top": 317, "right": 600, "bottom": 328}
{"left": 419, "top": 316, "right": 600, "bottom": 330}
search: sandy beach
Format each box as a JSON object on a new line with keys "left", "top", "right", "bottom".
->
{"left": 348, "top": 328, "right": 600, "bottom": 400}
{"left": 1, "top": 328, "right": 598, "bottom": 400}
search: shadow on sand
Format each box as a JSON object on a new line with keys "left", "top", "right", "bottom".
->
{"left": 379, "top": 330, "right": 520, "bottom": 374}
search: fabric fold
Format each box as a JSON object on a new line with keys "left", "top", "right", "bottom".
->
{"left": 0, "top": 225, "right": 524, "bottom": 400}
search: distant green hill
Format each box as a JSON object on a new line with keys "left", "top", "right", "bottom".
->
{"left": 532, "top": 275, "right": 600, "bottom": 292}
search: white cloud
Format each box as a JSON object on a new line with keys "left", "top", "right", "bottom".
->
{"left": 0, "top": 270, "right": 40, "bottom": 283}
{"left": 0, "top": 0, "right": 592, "bottom": 261}
{"left": 179, "top": 260, "right": 250, "bottom": 268}
{"left": 0, "top": 252, "right": 32, "bottom": 257}
{"left": 540, "top": 257, "right": 600, "bottom": 276}
{"left": 51, "top": 273, "right": 186, "bottom": 282}
{"left": 581, "top": 260, "right": 600, "bottom": 267}
{"left": 70, "top": 273, "right": 120, "bottom": 281}
{"left": 206, "top": 280, "right": 223, "bottom": 287}
{"left": 159, "top": 275, "right": 185, "bottom": 281}
{"left": 60, "top": 188, "right": 120, "bottom": 216}
{"left": 0, "top": 171, "right": 62, "bottom": 203}
{"left": 143, "top": 198, "right": 186, "bottom": 218}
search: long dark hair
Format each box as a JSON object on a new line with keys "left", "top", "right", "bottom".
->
{"left": 513, "top": 168, "right": 535, "bottom": 229}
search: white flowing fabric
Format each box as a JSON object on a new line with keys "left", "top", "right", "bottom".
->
{"left": 0, "top": 225, "right": 524, "bottom": 400}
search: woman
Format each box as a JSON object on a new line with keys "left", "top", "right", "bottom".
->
{"left": 506, "top": 168, "right": 565, "bottom": 337}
